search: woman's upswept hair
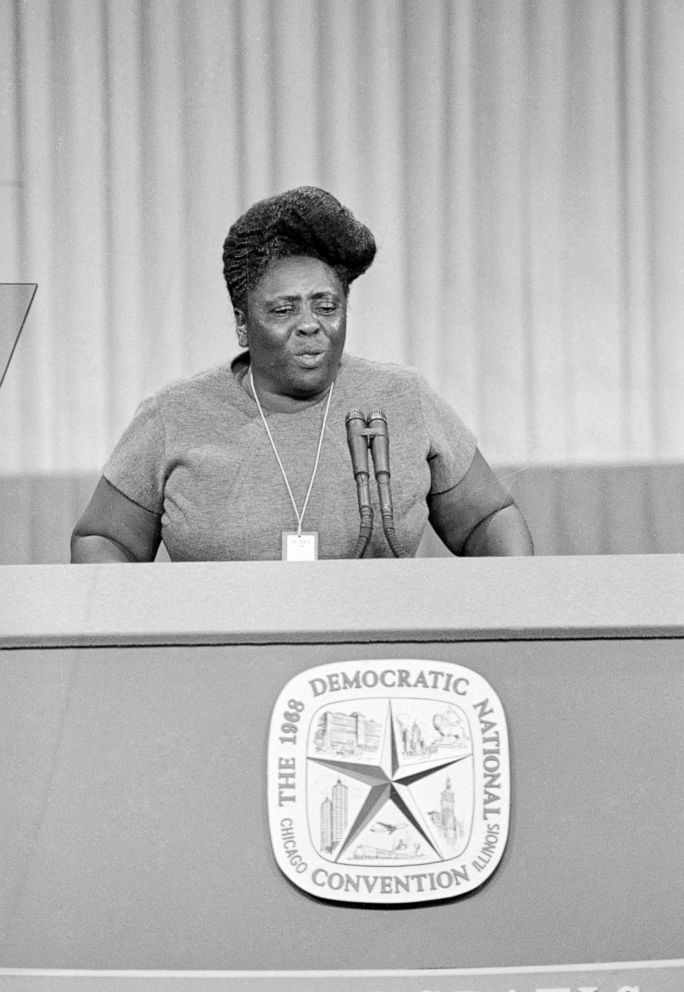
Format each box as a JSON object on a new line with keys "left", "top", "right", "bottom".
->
{"left": 223, "top": 186, "right": 376, "bottom": 310}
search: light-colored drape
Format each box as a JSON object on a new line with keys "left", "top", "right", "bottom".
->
{"left": 2, "top": 0, "right": 684, "bottom": 477}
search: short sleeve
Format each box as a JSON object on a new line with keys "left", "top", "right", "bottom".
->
{"left": 417, "top": 377, "right": 478, "bottom": 494}
{"left": 102, "top": 395, "right": 166, "bottom": 513}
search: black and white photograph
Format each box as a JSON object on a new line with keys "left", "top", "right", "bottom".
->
{"left": 1, "top": 2, "right": 682, "bottom": 989}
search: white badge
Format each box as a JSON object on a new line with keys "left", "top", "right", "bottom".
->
{"left": 282, "top": 531, "right": 318, "bottom": 561}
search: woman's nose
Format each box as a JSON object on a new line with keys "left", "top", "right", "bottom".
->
{"left": 296, "top": 308, "right": 321, "bottom": 334}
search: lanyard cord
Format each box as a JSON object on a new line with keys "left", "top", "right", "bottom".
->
{"left": 249, "top": 368, "right": 335, "bottom": 538}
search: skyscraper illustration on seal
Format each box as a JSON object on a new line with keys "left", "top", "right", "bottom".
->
{"left": 320, "top": 778, "right": 349, "bottom": 853}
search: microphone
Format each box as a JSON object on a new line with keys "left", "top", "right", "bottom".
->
{"left": 366, "top": 409, "right": 409, "bottom": 558}
{"left": 345, "top": 409, "right": 373, "bottom": 557}
{"left": 366, "top": 410, "right": 390, "bottom": 511}
{"left": 345, "top": 409, "right": 371, "bottom": 495}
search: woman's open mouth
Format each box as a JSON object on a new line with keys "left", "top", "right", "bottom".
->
{"left": 295, "top": 352, "right": 325, "bottom": 368}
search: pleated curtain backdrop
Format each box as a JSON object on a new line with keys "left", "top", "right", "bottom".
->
{"left": 1, "top": 1, "right": 684, "bottom": 493}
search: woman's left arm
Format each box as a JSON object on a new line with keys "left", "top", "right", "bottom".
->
{"left": 428, "top": 449, "right": 534, "bottom": 556}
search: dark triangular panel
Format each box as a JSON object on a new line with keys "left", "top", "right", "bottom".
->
{"left": 0, "top": 283, "right": 37, "bottom": 390}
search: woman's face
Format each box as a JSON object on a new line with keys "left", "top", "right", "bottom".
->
{"left": 236, "top": 256, "right": 347, "bottom": 404}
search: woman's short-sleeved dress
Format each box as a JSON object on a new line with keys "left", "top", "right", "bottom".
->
{"left": 103, "top": 353, "right": 477, "bottom": 561}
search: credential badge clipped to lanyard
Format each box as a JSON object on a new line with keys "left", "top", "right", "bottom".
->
{"left": 249, "top": 369, "right": 334, "bottom": 561}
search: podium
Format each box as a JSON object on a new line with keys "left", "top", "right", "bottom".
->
{"left": 1, "top": 557, "right": 683, "bottom": 991}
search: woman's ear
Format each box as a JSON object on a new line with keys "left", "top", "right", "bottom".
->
{"left": 234, "top": 308, "right": 248, "bottom": 348}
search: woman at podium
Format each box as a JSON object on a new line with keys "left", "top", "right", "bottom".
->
{"left": 71, "top": 187, "right": 533, "bottom": 563}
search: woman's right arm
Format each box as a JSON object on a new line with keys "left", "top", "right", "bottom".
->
{"left": 71, "top": 476, "right": 162, "bottom": 563}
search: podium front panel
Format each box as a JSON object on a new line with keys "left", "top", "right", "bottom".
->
{"left": 2, "top": 640, "right": 682, "bottom": 971}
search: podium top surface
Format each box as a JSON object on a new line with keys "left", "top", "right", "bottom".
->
{"left": 1, "top": 555, "right": 683, "bottom": 647}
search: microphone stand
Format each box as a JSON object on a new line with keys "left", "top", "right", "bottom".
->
{"left": 345, "top": 409, "right": 409, "bottom": 559}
